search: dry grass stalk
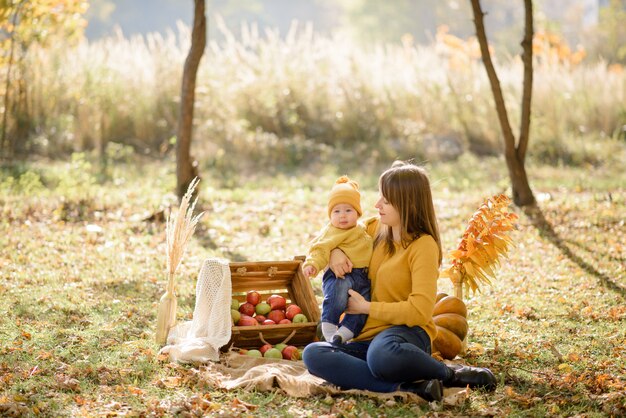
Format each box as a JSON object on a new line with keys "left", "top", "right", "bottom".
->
{"left": 165, "top": 176, "right": 204, "bottom": 291}
{"left": 156, "top": 177, "right": 204, "bottom": 345}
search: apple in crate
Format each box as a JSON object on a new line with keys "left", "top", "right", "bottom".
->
{"left": 255, "top": 315, "right": 266, "bottom": 324}
{"left": 262, "top": 319, "right": 276, "bottom": 325}
{"left": 238, "top": 302, "right": 255, "bottom": 317}
{"left": 237, "top": 315, "right": 257, "bottom": 326}
{"left": 231, "top": 299, "right": 240, "bottom": 311}
{"left": 292, "top": 313, "right": 308, "bottom": 323}
{"left": 255, "top": 302, "right": 271, "bottom": 316}
{"left": 267, "top": 309, "right": 286, "bottom": 323}
{"left": 267, "top": 294, "right": 287, "bottom": 310}
{"left": 231, "top": 309, "right": 241, "bottom": 324}
{"left": 246, "top": 290, "right": 261, "bottom": 306}
{"left": 285, "top": 304, "right": 302, "bottom": 320}
{"left": 278, "top": 319, "right": 291, "bottom": 324}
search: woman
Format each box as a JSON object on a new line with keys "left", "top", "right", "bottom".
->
{"left": 302, "top": 161, "right": 496, "bottom": 401}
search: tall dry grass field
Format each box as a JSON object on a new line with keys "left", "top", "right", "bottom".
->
{"left": 1, "top": 22, "right": 624, "bottom": 174}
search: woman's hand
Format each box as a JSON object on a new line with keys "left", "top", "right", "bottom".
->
{"left": 329, "top": 248, "right": 353, "bottom": 278}
{"left": 345, "top": 289, "right": 370, "bottom": 314}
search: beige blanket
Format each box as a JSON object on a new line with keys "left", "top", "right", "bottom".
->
{"left": 201, "top": 351, "right": 468, "bottom": 405}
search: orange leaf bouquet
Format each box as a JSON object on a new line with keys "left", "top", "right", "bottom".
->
{"left": 440, "top": 194, "right": 518, "bottom": 296}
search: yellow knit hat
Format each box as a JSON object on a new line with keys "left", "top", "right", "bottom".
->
{"left": 327, "top": 175, "right": 362, "bottom": 218}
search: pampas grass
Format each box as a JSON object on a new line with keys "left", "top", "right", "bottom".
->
{"left": 156, "top": 177, "right": 204, "bottom": 345}
{"left": 10, "top": 21, "right": 624, "bottom": 167}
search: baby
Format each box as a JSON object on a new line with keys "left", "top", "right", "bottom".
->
{"left": 303, "top": 176, "right": 372, "bottom": 344}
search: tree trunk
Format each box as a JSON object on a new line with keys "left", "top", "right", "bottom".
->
{"left": 176, "top": 0, "right": 206, "bottom": 198}
{"left": 518, "top": 0, "right": 533, "bottom": 163}
{"left": 470, "top": 0, "right": 536, "bottom": 207}
{"left": 1, "top": 2, "right": 23, "bottom": 158}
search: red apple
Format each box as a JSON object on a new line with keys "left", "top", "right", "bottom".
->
{"left": 237, "top": 315, "right": 257, "bottom": 326}
{"left": 255, "top": 315, "right": 266, "bottom": 323}
{"left": 238, "top": 302, "right": 255, "bottom": 317}
{"left": 259, "top": 343, "right": 273, "bottom": 355}
{"left": 278, "top": 318, "right": 291, "bottom": 324}
{"left": 285, "top": 304, "right": 302, "bottom": 320}
{"left": 267, "top": 294, "right": 287, "bottom": 311}
{"left": 281, "top": 345, "right": 301, "bottom": 360}
{"left": 246, "top": 290, "right": 261, "bottom": 306}
{"left": 262, "top": 319, "right": 276, "bottom": 325}
{"left": 267, "top": 309, "right": 285, "bottom": 323}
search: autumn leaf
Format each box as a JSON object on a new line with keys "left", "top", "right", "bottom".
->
{"left": 55, "top": 374, "right": 81, "bottom": 392}
{"left": 440, "top": 194, "right": 518, "bottom": 294}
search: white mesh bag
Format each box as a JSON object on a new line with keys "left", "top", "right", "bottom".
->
{"left": 160, "top": 258, "right": 232, "bottom": 362}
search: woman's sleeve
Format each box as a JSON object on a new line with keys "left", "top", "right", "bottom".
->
{"left": 368, "top": 237, "right": 439, "bottom": 327}
{"left": 363, "top": 216, "right": 379, "bottom": 238}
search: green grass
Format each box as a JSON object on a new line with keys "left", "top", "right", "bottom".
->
{"left": 1, "top": 155, "right": 625, "bottom": 416}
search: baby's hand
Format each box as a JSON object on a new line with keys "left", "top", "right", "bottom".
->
{"left": 303, "top": 265, "right": 317, "bottom": 278}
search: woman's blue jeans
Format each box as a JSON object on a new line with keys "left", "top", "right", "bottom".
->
{"left": 302, "top": 325, "right": 451, "bottom": 392}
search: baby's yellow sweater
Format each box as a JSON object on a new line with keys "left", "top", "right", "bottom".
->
{"left": 303, "top": 223, "right": 373, "bottom": 274}
{"left": 353, "top": 218, "right": 439, "bottom": 343}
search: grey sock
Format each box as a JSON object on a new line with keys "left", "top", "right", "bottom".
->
{"left": 335, "top": 326, "right": 354, "bottom": 342}
{"left": 321, "top": 322, "right": 338, "bottom": 341}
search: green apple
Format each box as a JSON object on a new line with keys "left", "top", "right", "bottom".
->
{"left": 274, "top": 343, "right": 287, "bottom": 352}
{"left": 263, "top": 348, "right": 283, "bottom": 359}
{"left": 246, "top": 349, "right": 262, "bottom": 358}
{"left": 231, "top": 309, "right": 241, "bottom": 324}
{"left": 292, "top": 313, "right": 308, "bottom": 323}
{"left": 255, "top": 302, "right": 271, "bottom": 316}
{"left": 231, "top": 298, "right": 240, "bottom": 311}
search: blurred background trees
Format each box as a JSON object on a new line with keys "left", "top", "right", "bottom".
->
{"left": 1, "top": 0, "right": 624, "bottom": 176}
{"left": 1, "top": 0, "right": 88, "bottom": 157}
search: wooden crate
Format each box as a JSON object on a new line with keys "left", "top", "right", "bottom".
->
{"left": 225, "top": 257, "right": 321, "bottom": 349}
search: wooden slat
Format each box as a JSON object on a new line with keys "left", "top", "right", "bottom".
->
{"left": 290, "top": 263, "right": 321, "bottom": 323}
{"left": 229, "top": 261, "right": 299, "bottom": 273}
{"left": 231, "top": 278, "right": 291, "bottom": 290}
{"left": 228, "top": 322, "right": 318, "bottom": 348}
{"left": 232, "top": 291, "right": 291, "bottom": 304}
{"left": 230, "top": 270, "right": 295, "bottom": 278}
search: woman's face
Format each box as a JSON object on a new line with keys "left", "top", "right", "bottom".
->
{"left": 375, "top": 194, "right": 400, "bottom": 228}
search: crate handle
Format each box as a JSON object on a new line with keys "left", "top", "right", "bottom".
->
{"left": 267, "top": 266, "right": 278, "bottom": 277}
{"left": 259, "top": 329, "right": 297, "bottom": 346}
{"left": 236, "top": 267, "right": 247, "bottom": 275}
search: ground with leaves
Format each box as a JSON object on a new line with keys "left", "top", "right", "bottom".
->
{"left": 1, "top": 156, "right": 624, "bottom": 417}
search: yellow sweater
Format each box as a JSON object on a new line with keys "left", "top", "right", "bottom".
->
{"left": 303, "top": 223, "right": 373, "bottom": 273}
{"left": 353, "top": 218, "right": 439, "bottom": 343}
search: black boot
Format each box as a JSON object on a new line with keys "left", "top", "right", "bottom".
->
{"left": 399, "top": 379, "right": 444, "bottom": 402}
{"left": 445, "top": 364, "right": 497, "bottom": 391}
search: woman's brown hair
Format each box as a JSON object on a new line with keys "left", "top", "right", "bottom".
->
{"left": 374, "top": 161, "right": 442, "bottom": 265}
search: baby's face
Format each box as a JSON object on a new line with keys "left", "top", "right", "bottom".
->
{"left": 329, "top": 203, "right": 359, "bottom": 230}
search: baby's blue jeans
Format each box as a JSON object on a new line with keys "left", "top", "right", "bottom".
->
{"left": 321, "top": 267, "right": 370, "bottom": 336}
